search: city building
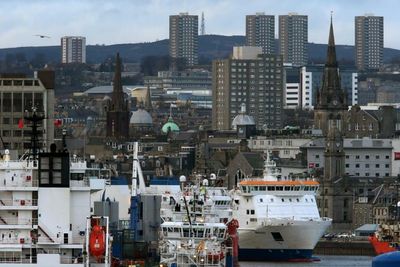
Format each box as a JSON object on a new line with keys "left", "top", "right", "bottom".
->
{"left": 246, "top": 13, "right": 275, "bottom": 54}
{"left": 169, "top": 13, "right": 198, "bottom": 67}
{"left": 355, "top": 14, "right": 384, "bottom": 70}
{"left": 0, "top": 71, "right": 55, "bottom": 154}
{"left": 61, "top": 36, "right": 86, "bottom": 64}
{"left": 248, "top": 136, "right": 310, "bottom": 159}
{"left": 304, "top": 138, "right": 393, "bottom": 177}
{"left": 300, "top": 65, "right": 358, "bottom": 109}
{"left": 284, "top": 65, "right": 301, "bottom": 108}
{"left": 144, "top": 70, "right": 211, "bottom": 91}
{"left": 279, "top": 13, "right": 308, "bottom": 66}
{"left": 212, "top": 46, "right": 284, "bottom": 131}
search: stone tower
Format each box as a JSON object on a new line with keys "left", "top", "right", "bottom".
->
{"left": 106, "top": 53, "right": 130, "bottom": 139}
{"left": 316, "top": 19, "right": 352, "bottom": 229}
{"left": 314, "top": 18, "right": 348, "bottom": 137}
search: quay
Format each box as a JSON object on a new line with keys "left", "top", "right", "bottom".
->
{"left": 315, "top": 240, "right": 375, "bottom": 256}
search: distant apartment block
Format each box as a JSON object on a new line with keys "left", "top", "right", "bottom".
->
{"left": 300, "top": 65, "right": 358, "bottom": 109}
{"left": 284, "top": 65, "right": 301, "bottom": 109}
{"left": 246, "top": 13, "right": 275, "bottom": 54}
{"left": 212, "top": 46, "right": 284, "bottom": 130}
{"left": 355, "top": 15, "right": 384, "bottom": 70}
{"left": 61, "top": 36, "right": 86, "bottom": 64}
{"left": 279, "top": 13, "right": 308, "bottom": 66}
{"left": 144, "top": 70, "right": 211, "bottom": 91}
{"left": 169, "top": 13, "right": 198, "bottom": 66}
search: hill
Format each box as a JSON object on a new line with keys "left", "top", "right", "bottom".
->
{"left": 0, "top": 35, "right": 399, "bottom": 65}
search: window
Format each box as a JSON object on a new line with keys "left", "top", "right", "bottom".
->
{"left": 376, "top": 155, "right": 380, "bottom": 159}
{"left": 376, "top": 164, "right": 380, "bottom": 168}
{"left": 345, "top": 164, "right": 349, "bottom": 168}
{"left": 365, "top": 155, "right": 370, "bottom": 159}
{"left": 355, "top": 155, "right": 360, "bottom": 159}
{"left": 271, "top": 232, "right": 284, "bottom": 242}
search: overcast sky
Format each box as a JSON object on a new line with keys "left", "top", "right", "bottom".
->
{"left": 0, "top": 0, "right": 397, "bottom": 49}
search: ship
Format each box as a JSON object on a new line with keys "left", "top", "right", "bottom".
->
{"left": 369, "top": 223, "right": 400, "bottom": 255}
{"left": 230, "top": 152, "right": 332, "bottom": 261}
{"left": 158, "top": 174, "right": 239, "bottom": 266}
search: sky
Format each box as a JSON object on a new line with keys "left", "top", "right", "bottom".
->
{"left": 0, "top": 0, "right": 398, "bottom": 49}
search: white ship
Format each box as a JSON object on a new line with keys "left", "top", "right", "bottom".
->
{"left": 0, "top": 149, "right": 111, "bottom": 267}
{"left": 230, "top": 152, "right": 332, "bottom": 261}
{"left": 158, "top": 175, "right": 235, "bottom": 267}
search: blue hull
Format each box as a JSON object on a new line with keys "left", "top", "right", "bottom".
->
{"left": 239, "top": 248, "right": 313, "bottom": 261}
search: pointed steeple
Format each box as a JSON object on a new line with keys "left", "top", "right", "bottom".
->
{"left": 111, "top": 53, "right": 125, "bottom": 111}
{"left": 326, "top": 14, "right": 338, "bottom": 68}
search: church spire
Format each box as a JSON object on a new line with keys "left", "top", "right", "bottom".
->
{"left": 326, "top": 14, "right": 337, "bottom": 68}
{"left": 111, "top": 53, "right": 125, "bottom": 111}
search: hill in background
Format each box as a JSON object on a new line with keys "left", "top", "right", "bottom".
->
{"left": 0, "top": 35, "right": 399, "bottom": 65}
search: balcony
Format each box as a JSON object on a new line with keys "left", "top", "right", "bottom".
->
{"left": 0, "top": 199, "right": 38, "bottom": 210}
{"left": 0, "top": 217, "right": 38, "bottom": 229}
{"left": 0, "top": 179, "right": 38, "bottom": 191}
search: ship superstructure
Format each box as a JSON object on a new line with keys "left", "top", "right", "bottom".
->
{"left": 231, "top": 152, "right": 332, "bottom": 261}
{"left": 158, "top": 175, "right": 236, "bottom": 266}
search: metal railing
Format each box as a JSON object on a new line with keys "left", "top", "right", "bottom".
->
{"left": 1, "top": 179, "right": 38, "bottom": 188}
{"left": 0, "top": 199, "right": 38, "bottom": 206}
{"left": 0, "top": 217, "right": 37, "bottom": 225}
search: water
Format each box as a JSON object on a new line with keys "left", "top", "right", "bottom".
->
{"left": 240, "top": 255, "right": 373, "bottom": 267}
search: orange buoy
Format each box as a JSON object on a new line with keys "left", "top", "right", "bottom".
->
{"left": 89, "top": 225, "right": 106, "bottom": 257}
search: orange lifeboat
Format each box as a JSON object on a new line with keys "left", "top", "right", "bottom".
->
{"left": 89, "top": 225, "right": 106, "bottom": 257}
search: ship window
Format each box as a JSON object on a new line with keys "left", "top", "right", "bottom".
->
{"left": 304, "top": 186, "right": 309, "bottom": 191}
{"left": 306, "top": 199, "right": 308, "bottom": 202}
{"left": 281, "top": 198, "right": 284, "bottom": 202}
{"left": 259, "top": 198, "right": 263, "bottom": 202}
{"left": 294, "top": 186, "right": 300, "bottom": 191}
{"left": 289, "top": 199, "right": 292, "bottom": 202}
{"left": 276, "top": 186, "right": 283, "bottom": 191}
{"left": 284, "top": 186, "right": 290, "bottom": 191}
{"left": 311, "top": 199, "right": 314, "bottom": 202}
{"left": 271, "top": 232, "right": 284, "bottom": 242}
{"left": 259, "top": 186, "right": 266, "bottom": 191}
{"left": 270, "top": 198, "right": 274, "bottom": 202}
{"left": 268, "top": 186, "right": 275, "bottom": 191}
{"left": 251, "top": 210, "right": 255, "bottom": 215}
{"left": 296, "top": 198, "right": 300, "bottom": 202}
{"left": 246, "top": 210, "right": 249, "bottom": 215}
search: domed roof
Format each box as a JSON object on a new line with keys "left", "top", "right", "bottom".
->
{"left": 161, "top": 117, "right": 180, "bottom": 134}
{"left": 130, "top": 109, "right": 153, "bottom": 125}
{"left": 232, "top": 103, "right": 255, "bottom": 129}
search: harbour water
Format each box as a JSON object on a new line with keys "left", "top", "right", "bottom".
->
{"left": 240, "top": 255, "right": 373, "bottom": 267}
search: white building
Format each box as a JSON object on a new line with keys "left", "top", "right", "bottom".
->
{"left": 61, "top": 36, "right": 86, "bottom": 64}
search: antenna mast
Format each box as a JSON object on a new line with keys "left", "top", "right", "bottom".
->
{"left": 200, "top": 12, "right": 205, "bottom": 35}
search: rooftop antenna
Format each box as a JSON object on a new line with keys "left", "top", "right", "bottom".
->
{"left": 200, "top": 12, "right": 205, "bottom": 35}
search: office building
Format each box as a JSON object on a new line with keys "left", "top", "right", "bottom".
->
{"left": 246, "top": 13, "right": 275, "bottom": 54}
{"left": 169, "top": 13, "right": 198, "bottom": 66}
{"left": 0, "top": 71, "right": 55, "bottom": 154}
{"left": 355, "top": 15, "right": 384, "bottom": 70}
{"left": 301, "top": 65, "right": 358, "bottom": 109}
{"left": 279, "top": 13, "right": 308, "bottom": 66}
{"left": 61, "top": 36, "right": 86, "bottom": 64}
{"left": 212, "top": 46, "right": 284, "bottom": 131}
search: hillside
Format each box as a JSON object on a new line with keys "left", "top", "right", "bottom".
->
{"left": 0, "top": 35, "right": 399, "bottom": 65}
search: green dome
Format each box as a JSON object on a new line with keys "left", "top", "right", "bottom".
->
{"left": 161, "top": 117, "right": 180, "bottom": 134}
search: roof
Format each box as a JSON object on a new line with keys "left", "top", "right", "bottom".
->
{"left": 355, "top": 224, "right": 378, "bottom": 232}
{"left": 84, "top": 85, "right": 133, "bottom": 95}
{"left": 130, "top": 109, "right": 153, "bottom": 125}
{"left": 241, "top": 152, "right": 264, "bottom": 170}
{"left": 161, "top": 117, "right": 180, "bottom": 133}
{"left": 239, "top": 180, "right": 320, "bottom": 186}
{"left": 232, "top": 114, "right": 255, "bottom": 129}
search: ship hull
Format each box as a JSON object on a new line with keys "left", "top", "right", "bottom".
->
{"left": 369, "top": 235, "right": 398, "bottom": 255}
{"left": 238, "top": 219, "right": 331, "bottom": 261}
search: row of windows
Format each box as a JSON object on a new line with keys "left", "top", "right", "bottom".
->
{"left": 346, "top": 163, "right": 389, "bottom": 168}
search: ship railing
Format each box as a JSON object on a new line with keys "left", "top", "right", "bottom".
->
{"left": 0, "top": 217, "right": 38, "bottom": 225}
{"left": 1, "top": 179, "right": 39, "bottom": 188}
{"left": 0, "top": 237, "right": 31, "bottom": 244}
{"left": 0, "top": 199, "right": 38, "bottom": 206}
{"left": 70, "top": 178, "right": 90, "bottom": 187}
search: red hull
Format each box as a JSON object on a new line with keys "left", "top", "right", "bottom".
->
{"left": 368, "top": 235, "right": 397, "bottom": 255}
